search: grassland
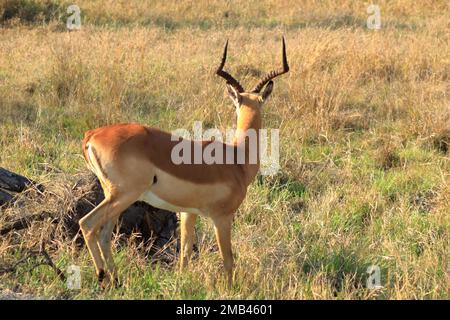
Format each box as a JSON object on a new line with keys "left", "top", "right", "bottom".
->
{"left": 0, "top": 0, "right": 449, "bottom": 299}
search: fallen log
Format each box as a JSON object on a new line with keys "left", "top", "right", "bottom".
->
{"left": 0, "top": 169, "right": 179, "bottom": 282}
{"left": 0, "top": 167, "right": 44, "bottom": 193}
{"left": 0, "top": 169, "right": 179, "bottom": 258}
{"left": 0, "top": 189, "right": 13, "bottom": 206}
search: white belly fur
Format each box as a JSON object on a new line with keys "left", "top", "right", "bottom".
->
{"left": 139, "top": 190, "right": 203, "bottom": 215}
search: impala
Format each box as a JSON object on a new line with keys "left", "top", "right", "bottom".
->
{"left": 79, "top": 37, "right": 289, "bottom": 287}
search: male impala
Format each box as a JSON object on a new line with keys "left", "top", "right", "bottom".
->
{"left": 79, "top": 38, "right": 289, "bottom": 287}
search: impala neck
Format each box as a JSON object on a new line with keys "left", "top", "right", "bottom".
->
{"left": 233, "top": 104, "right": 262, "bottom": 186}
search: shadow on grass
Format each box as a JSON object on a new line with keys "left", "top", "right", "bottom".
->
{"left": 301, "top": 247, "right": 386, "bottom": 297}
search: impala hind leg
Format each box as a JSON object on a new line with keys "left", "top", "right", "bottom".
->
{"left": 80, "top": 192, "right": 139, "bottom": 285}
{"left": 79, "top": 198, "right": 114, "bottom": 281}
{"left": 212, "top": 214, "right": 234, "bottom": 288}
{"left": 179, "top": 212, "right": 197, "bottom": 271}
{"left": 98, "top": 218, "right": 119, "bottom": 285}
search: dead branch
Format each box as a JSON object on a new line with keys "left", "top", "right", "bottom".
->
{"left": 0, "top": 167, "right": 43, "bottom": 193}
{"left": 0, "top": 211, "right": 55, "bottom": 236}
{"left": 39, "top": 242, "right": 66, "bottom": 281}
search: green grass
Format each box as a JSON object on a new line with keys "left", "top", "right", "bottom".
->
{"left": 0, "top": 0, "right": 449, "bottom": 300}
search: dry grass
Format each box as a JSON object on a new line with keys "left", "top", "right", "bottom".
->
{"left": 0, "top": 0, "right": 449, "bottom": 299}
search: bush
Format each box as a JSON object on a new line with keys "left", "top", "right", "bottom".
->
{"left": 0, "top": 0, "right": 62, "bottom": 24}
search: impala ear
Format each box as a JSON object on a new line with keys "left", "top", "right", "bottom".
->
{"left": 261, "top": 81, "right": 274, "bottom": 101}
{"left": 226, "top": 83, "right": 242, "bottom": 109}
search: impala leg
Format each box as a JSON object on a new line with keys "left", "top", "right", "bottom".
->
{"left": 213, "top": 214, "right": 234, "bottom": 288}
{"left": 79, "top": 198, "right": 113, "bottom": 281}
{"left": 98, "top": 217, "right": 119, "bottom": 284}
{"left": 179, "top": 212, "right": 197, "bottom": 271}
{"left": 80, "top": 193, "right": 138, "bottom": 285}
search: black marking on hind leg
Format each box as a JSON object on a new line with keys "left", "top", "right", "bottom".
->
{"left": 153, "top": 175, "right": 158, "bottom": 184}
{"left": 97, "top": 269, "right": 105, "bottom": 283}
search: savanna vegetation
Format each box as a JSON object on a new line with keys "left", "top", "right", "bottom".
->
{"left": 0, "top": 0, "right": 449, "bottom": 299}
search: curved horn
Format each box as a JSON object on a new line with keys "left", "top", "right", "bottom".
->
{"left": 215, "top": 40, "right": 245, "bottom": 93}
{"left": 251, "top": 36, "right": 289, "bottom": 93}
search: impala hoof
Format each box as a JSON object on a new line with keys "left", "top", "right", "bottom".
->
{"left": 97, "top": 269, "right": 106, "bottom": 283}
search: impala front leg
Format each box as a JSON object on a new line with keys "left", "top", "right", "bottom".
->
{"left": 179, "top": 212, "right": 197, "bottom": 271}
{"left": 213, "top": 214, "right": 234, "bottom": 288}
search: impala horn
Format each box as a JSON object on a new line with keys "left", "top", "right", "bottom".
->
{"left": 215, "top": 40, "right": 245, "bottom": 93}
{"left": 251, "top": 36, "right": 289, "bottom": 93}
